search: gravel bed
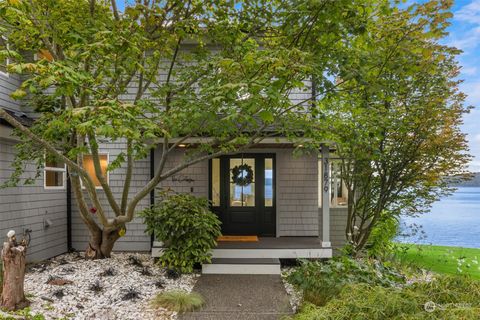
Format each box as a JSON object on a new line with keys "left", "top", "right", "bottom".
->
{"left": 24, "top": 252, "right": 199, "bottom": 320}
{"left": 281, "top": 267, "right": 302, "bottom": 314}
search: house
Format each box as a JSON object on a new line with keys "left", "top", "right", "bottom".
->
{"left": 0, "top": 45, "right": 349, "bottom": 274}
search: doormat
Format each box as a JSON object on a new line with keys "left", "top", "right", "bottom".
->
{"left": 217, "top": 235, "right": 259, "bottom": 242}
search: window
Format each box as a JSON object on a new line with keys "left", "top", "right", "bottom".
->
{"left": 44, "top": 155, "right": 66, "bottom": 189}
{"left": 82, "top": 154, "right": 109, "bottom": 188}
{"left": 211, "top": 158, "right": 220, "bottom": 206}
{"left": 318, "top": 158, "right": 348, "bottom": 207}
{"left": 229, "top": 158, "right": 255, "bottom": 207}
{"left": 0, "top": 36, "right": 9, "bottom": 77}
{"left": 265, "top": 158, "right": 273, "bottom": 207}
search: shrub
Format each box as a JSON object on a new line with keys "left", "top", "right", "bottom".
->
{"left": 291, "top": 276, "right": 480, "bottom": 320}
{"left": 151, "top": 290, "right": 204, "bottom": 313}
{"left": 365, "top": 214, "right": 399, "bottom": 259}
{"left": 287, "top": 256, "right": 405, "bottom": 306}
{"left": 140, "top": 191, "right": 221, "bottom": 273}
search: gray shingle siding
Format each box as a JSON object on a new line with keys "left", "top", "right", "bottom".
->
{"left": 277, "top": 149, "right": 319, "bottom": 236}
{"left": 0, "top": 73, "right": 24, "bottom": 112}
{"left": 319, "top": 207, "right": 348, "bottom": 249}
{"left": 154, "top": 148, "right": 209, "bottom": 198}
{"left": 0, "top": 139, "right": 67, "bottom": 262}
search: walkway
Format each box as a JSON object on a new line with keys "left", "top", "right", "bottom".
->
{"left": 180, "top": 274, "right": 293, "bottom": 320}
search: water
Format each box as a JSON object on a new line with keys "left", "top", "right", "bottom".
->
{"left": 398, "top": 187, "right": 480, "bottom": 248}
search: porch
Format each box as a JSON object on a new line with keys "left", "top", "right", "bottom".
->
{"left": 152, "top": 237, "right": 332, "bottom": 259}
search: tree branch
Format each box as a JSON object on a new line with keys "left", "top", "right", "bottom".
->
{"left": 121, "top": 139, "right": 133, "bottom": 214}
{"left": 111, "top": 0, "right": 120, "bottom": 21}
{"left": 87, "top": 132, "right": 122, "bottom": 216}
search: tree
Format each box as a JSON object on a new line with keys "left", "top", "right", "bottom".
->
{"left": 0, "top": 0, "right": 469, "bottom": 260}
{"left": 315, "top": 0, "right": 471, "bottom": 254}
{"left": 1, "top": 230, "right": 29, "bottom": 311}
{"left": 0, "top": 0, "right": 369, "bottom": 258}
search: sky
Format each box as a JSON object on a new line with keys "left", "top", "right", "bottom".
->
{"left": 117, "top": 1, "right": 480, "bottom": 171}
{"left": 447, "top": 0, "right": 480, "bottom": 172}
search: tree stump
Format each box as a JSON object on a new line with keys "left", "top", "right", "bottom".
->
{"left": 1, "top": 239, "right": 29, "bottom": 311}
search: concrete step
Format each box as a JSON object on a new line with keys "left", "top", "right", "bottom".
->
{"left": 202, "top": 258, "right": 281, "bottom": 275}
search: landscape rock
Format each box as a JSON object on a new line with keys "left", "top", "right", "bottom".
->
{"left": 24, "top": 252, "right": 199, "bottom": 319}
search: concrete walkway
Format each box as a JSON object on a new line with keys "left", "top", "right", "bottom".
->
{"left": 180, "top": 274, "right": 293, "bottom": 320}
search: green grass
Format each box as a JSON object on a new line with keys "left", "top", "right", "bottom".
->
{"left": 394, "top": 243, "right": 480, "bottom": 279}
{"left": 151, "top": 290, "right": 204, "bottom": 314}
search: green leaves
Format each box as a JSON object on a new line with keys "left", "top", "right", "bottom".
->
{"left": 258, "top": 110, "right": 274, "bottom": 123}
{"left": 139, "top": 191, "right": 222, "bottom": 273}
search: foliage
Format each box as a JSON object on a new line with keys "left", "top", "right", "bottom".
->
{"left": 0, "top": 0, "right": 470, "bottom": 257}
{"left": 140, "top": 191, "right": 221, "bottom": 273}
{"left": 314, "top": 0, "right": 472, "bottom": 254}
{"left": 287, "top": 256, "right": 405, "bottom": 306}
{"left": 393, "top": 244, "right": 480, "bottom": 280}
{"left": 0, "top": 308, "right": 46, "bottom": 320}
{"left": 151, "top": 290, "right": 204, "bottom": 314}
{"left": 365, "top": 213, "right": 400, "bottom": 259}
{"left": 290, "top": 274, "right": 480, "bottom": 320}
{"left": 0, "top": 0, "right": 343, "bottom": 257}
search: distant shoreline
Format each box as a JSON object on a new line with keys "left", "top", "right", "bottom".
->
{"left": 449, "top": 172, "right": 480, "bottom": 187}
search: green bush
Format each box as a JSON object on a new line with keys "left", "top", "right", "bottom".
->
{"left": 365, "top": 214, "right": 399, "bottom": 259}
{"left": 287, "top": 256, "right": 405, "bottom": 306}
{"left": 290, "top": 275, "right": 480, "bottom": 320}
{"left": 140, "top": 191, "right": 221, "bottom": 273}
{"left": 151, "top": 290, "right": 204, "bottom": 313}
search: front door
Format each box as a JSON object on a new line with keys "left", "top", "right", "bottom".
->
{"left": 210, "top": 154, "right": 276, "bottom": 236}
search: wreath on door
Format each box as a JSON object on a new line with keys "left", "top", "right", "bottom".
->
{"left": 231, "top": 163, "right": 254, "bottom": 186}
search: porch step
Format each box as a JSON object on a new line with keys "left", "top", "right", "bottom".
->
{"left": 202, "top": 258, "right": 281, "bottom": 275}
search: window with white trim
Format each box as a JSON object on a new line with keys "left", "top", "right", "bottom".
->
{"left": 44, "top": 155, "right": 66, "bottom": 189}
{"left": 82, "top": 154, "right": 109, "bottom": 189}
{"left": 0, "top": 36, "right": 9, "bottom": 77}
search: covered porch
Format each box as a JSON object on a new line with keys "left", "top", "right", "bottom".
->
{"left": 151, "top": 143, "right": 340, "bottom": 272}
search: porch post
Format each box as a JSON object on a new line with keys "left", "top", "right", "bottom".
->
{"left": 321, "top": 144, "right": 331, "bottom": 248}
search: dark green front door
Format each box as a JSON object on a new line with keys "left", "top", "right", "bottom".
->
{"left": 210, "top": 154, "right": 276, "bottom": 236}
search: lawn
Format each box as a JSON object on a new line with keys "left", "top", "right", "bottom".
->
{"left": 395, "top": 243, "right": 480, "bottom": 279}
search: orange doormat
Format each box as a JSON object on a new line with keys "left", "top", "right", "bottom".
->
{"left": 217, "top": 235, "right": 259, "bottom": 242}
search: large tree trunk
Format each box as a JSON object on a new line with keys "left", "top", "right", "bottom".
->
{"left": 85, "top": 228, "right": 123, "bottom": 259}
{"left": 1, "top": 241, "right": 29, "bottom": 311}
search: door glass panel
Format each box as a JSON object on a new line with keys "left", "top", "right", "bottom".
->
{"left": 229, "top": 158, "right": 255, "bottom": 207}
{"left": 265, "top": 158, "right": 273, "bottom": 207}
{"left": 211, "top": 158, "right": 220, "bottom": 206}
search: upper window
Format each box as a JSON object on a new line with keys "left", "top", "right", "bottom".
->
{"left": 318, "top": 158, "right": 348, "bottom": 207}
{"left": 0, "top": 36, "right": 9, "bottom": 77}
{"left": 82, "top": 154, "right": 109, "bottom": 189}
{"left": 44, "top": 155, "right": 66, "bottom": 190}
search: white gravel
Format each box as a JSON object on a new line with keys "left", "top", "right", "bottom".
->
{"left": 281, "top": 267, "right": 302, "bottom": 314}
{"left": 24, "top": 252, "right": 199, "bottom": 320}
